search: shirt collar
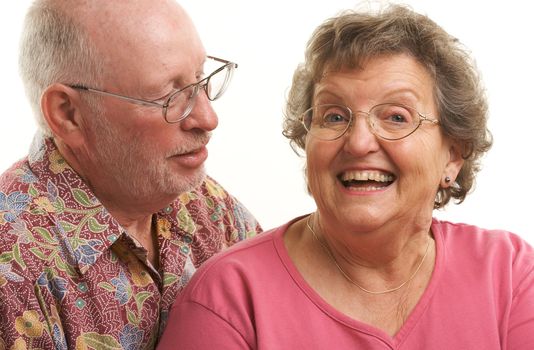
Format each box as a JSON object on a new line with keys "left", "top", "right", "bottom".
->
{"left": 28, "top": 133, "right": 125, "bottom": 274}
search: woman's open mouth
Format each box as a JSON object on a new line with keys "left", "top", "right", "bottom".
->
{"left": 338, "top": 170, "right": 396, "bottom": 191}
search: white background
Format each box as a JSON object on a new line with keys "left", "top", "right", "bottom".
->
{"left": 1, "top": 1, "right": 532, "bottom": 244}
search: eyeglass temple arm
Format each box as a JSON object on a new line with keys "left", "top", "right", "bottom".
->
{"left": 69, "top": 84, "right": 90, "bottom": 91}
{"left": 68, "top": 84, "right": 164, "bottom": 108}
{"left": 419, "top": 113, "right": 439, "bottom": 125}
{"left": 207, "top": 55, "right": 238, "bottom": 69}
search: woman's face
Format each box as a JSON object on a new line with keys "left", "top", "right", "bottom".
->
{"left": 306, "top": 54, "right": 463, "bottom": 232}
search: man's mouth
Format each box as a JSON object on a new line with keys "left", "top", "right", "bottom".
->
{"left": 338, "top": 170, "right": 396, "bottom": 191}
{"left": 178, "top": 147, "right": 204, "bottom": 156}
{"left": 168, "top": 145, "right": 209, "bottom": 169}
{"left": 168, "top": 140, "right": 209, "bottom": 158}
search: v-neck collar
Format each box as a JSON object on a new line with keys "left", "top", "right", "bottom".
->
{"left": 274, "top": 215, "right": 444, "bottom": 348}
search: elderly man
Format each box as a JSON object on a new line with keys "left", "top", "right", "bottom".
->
{"left": 0, "top": 0, "right": 261, "bottom": 348}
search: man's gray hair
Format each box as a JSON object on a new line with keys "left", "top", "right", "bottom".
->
{"left": 19, "top": 1, "right": 104, "bottom": 136}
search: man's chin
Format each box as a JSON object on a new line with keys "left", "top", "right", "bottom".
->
{"left": 172, "top": 168, "right": 207, "bottom": 195}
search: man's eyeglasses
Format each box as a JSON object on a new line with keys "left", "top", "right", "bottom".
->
{"left": 301, "top": 103, "right": 439, "bottom": 141}
{"left": 69, "top": 56, "right": 237, "bottom": 123}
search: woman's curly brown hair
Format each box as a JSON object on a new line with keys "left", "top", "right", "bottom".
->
{"left": 282, "top": 4, "right": 493, "bottom": 208}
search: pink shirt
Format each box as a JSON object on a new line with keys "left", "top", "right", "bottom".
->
{"left": 158, "top": 217, "right": 534, "bottom": 349}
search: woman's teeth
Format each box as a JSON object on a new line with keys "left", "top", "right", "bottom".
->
{"left": 340, "top": 171, "right": 395, "bottom": 182}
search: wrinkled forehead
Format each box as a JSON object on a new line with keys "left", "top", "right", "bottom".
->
{"left": 315, "top": 53, "right": 436, "bottom": 94}
{"left": 83, "top": 1, "right": 195, "bottom": 52}
{"left": 316, "top": 52, "right": 405, "bottom": 81}
{"left": 79, "top": 0, "right": 205, "bottom": 82}
{"left": 312, "top": 54, "right": 438, "bottom": 113}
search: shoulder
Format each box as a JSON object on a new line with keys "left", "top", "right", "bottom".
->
{"left": 170, "top": 175, "right": 261, "bottom": 236}
{"left": 433, "top": 218, "right": 534, "bottom": 288}
{"left": 0, "top": 159, "right": 34, "bottom": 205}
{"left": 193, "top": 226, "right": 282, "bottom": 284}
{"left": 179, "top": 223, "right": 288, "bottom": 301}
{"left": 167, "top": 223, "right": 290, "bottom": 340}
{"left": 198, "top": 176, "right": 254, "bottom": 219}
{"left": 174, "top": 176, "right": 257, "bottom": 225}
{"left": 1, "top": 159, "right": 36, "bottom": 244}
{"left": 161, "top": 225, "right": 289, "bottom": 350}
{"left": 433, "top": 218, "right": 532, "bottom": 254}
{"left": 185, "top": 176, "right": 243, "bottom": 208}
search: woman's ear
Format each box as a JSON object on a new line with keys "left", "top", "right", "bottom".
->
{"left": 443, "top": 141, "right": 465, "bottom": 185}
{"left": 41, "top": 83, "right": 86, "bottom": 148}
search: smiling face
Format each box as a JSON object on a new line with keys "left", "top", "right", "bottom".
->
{"left": 75, "top": 1, "right": 218, "bottom": 205}
{"left": 306, "top": 54, "right": 463, "bottom": 233}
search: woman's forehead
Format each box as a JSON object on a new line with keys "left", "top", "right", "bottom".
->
{"left": 316, "top": 55, "right": 433, "bottom": 96}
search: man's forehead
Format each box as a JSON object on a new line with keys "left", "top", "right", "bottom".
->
{"left": 57, "top": 0, "right": 177, "bottom": 13}
{"left": 74, "top": 0, "right": 196, "bottom": 59}
{"left": 61, "top": 0, "right": 206, "bottom": 87}
{"left": 73, "top": 0, "right": 185, "bottom": 32}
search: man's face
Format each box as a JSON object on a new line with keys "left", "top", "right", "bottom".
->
{"left": 87, "top": 102, "right": 212, "bottom": 202}
{"left": 80, "top": 1, "right": 218, "bottom": 203}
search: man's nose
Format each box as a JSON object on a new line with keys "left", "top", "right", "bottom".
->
{"left": 180, "top": 91, "right": 218, "bottom": 132}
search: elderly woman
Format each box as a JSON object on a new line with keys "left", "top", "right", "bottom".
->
{"left": 158, "top": 5, "right": 534, "bottom": 349}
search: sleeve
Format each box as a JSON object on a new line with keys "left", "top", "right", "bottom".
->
{"left": 157, "top": 301, "right": 252, "bottom": 350}
{"left": 0, "top": 270, "right": 55, "bottom": 349}
{"left": 506, "top": 242, "right": 534, "bottom": 349}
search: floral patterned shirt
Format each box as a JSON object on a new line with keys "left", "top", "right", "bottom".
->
{"left": 0, "top": 134, "right": 261, "bottom": 350}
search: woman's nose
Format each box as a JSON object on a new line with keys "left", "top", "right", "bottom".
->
{"left": 343, "top": 113, "right": 380, "bottom": 156}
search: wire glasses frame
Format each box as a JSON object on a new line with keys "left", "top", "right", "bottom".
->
{"left": 300, "top": 103, "right": 439, "bottom": 141}
{"left": 68, "top": 55, "right": 238, "bottom": 123}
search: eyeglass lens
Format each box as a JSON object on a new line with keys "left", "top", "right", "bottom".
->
{"left": 303, "top": 103, "right": 422, "bottom": 140}
{"left": 164, "top": 63, "right": 234, "bottom": 123}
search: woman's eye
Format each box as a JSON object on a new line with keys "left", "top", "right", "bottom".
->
{"left": 374, "top": 104, "right": 415, "bottom": 125}
{"left": 388, "top": 114, "right": 408, "bottom": 123}
{"left": 323, "top": 113, "right": 347, "bottom": 124}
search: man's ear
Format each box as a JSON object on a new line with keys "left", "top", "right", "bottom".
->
{"left": 41, "top": 83, "right": 86, "bottom": 148}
